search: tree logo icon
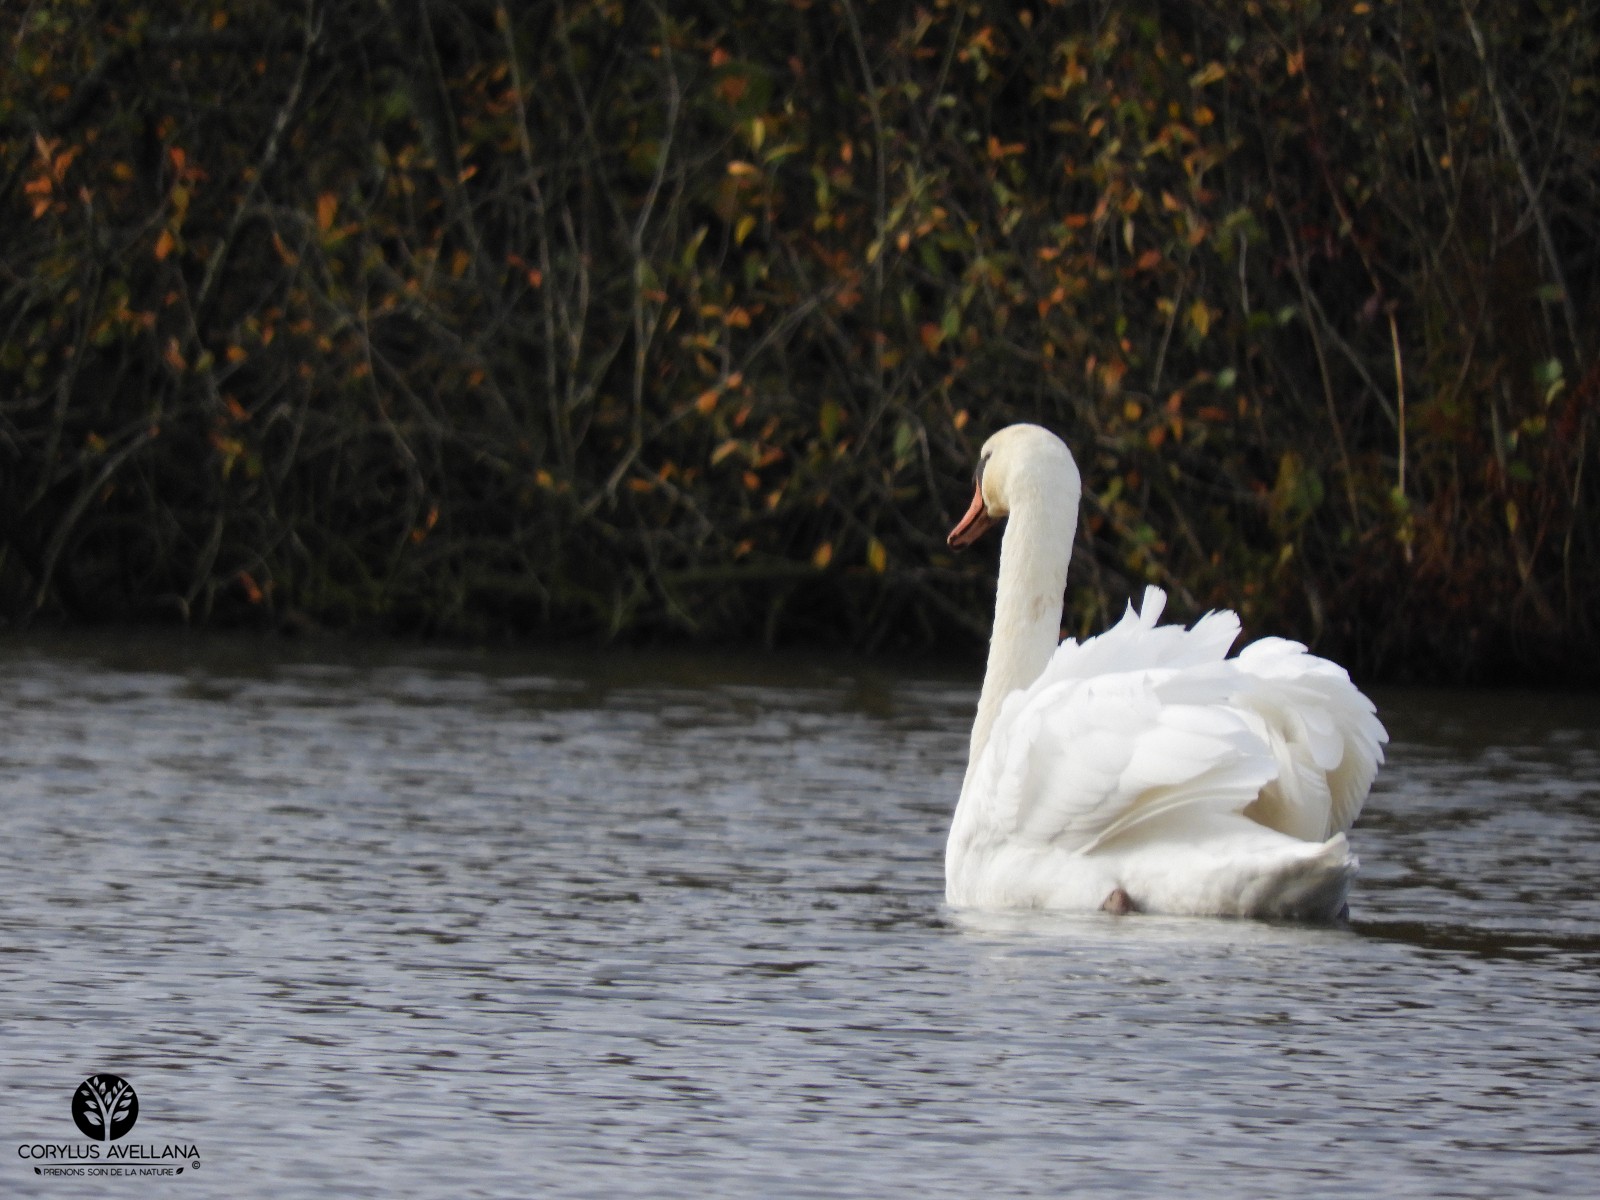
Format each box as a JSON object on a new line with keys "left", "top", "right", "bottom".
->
{"left": 71, "top": 1074, "right": 139, "bottom": 1142}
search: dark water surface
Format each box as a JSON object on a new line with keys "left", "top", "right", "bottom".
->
{"left": 2, "top": 633, "right": 1597, "bottom": 1198}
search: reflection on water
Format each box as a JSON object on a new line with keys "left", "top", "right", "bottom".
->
{"left": 1, "top": 634, "right": 1597, "bottom": 1198}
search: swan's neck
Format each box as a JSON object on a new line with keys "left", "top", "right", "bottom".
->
{"left": 967, "top": 488, "right": 1076, "bottom": 771}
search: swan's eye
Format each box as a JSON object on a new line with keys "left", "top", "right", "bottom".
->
{"left": 974, "top": 452, "right": 991, "bottom": 490}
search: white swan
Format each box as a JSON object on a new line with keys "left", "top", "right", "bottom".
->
{"left": 945, "top": 424, "right": 1387, "bottom": 921}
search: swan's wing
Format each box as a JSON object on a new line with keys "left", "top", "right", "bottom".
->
{"left": 1056, "top": 590, "right": 1387, "bottom": 840}
{"left": 1225, "top": 637, "right": 1388, "bottom": 839}
{"left": 968, "top": 587, "right": 1386, "bottom": 852}
{"left": 973, "top": 669, "right": 1279, "bottom": 855}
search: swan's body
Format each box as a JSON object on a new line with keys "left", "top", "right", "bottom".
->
{"left": 946, "top": 425, "right": 1386, "bottom": 921}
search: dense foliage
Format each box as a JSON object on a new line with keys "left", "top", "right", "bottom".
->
{"left": 2, "top": 0, "right": 1596, "bottom": 679}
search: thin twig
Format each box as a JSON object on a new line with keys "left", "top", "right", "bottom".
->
{"left": 193, "top": 0, "right": 318, "bottom": 322}
{"left": 1461, "top": 0, "right": 1583, "bottom": 366}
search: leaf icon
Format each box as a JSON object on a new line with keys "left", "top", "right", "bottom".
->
{"left": 83, "top": 1110, "right": 103, "bottom": 1127}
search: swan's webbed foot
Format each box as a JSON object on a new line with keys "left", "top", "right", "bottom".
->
{"left": 1101, "top": 887, "right": 1138, "bottom": 916}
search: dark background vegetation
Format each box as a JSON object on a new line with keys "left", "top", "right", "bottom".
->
{"left": 2, "top": 0, "right": 1596, "bottom": 681}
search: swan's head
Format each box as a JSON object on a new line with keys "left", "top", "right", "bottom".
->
{"left": 948, "top": 424, "right": 1081, "bottom": 549}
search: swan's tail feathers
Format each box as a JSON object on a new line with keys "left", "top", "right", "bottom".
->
{"left": 1244, "top": 833, "right": 1358, "bottom": 922}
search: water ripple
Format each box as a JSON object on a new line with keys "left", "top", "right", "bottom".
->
{"left": 1, "top": 638, "right": 1597, "bottom": 1198}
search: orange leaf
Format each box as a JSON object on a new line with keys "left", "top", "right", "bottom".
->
{"left": 271, "top": 232, "right": 299, "bottom": 266}
{"left": 153, "top": 229, "right": 176, "bottom": 261}
{"left": 1099, "top": 358, "right": 1128, "bottom": 393}
{"left": 316, "top": 192, "right": 337, "bottom": 232}
{"left": 51, "top": 145, "right": 81, "bottom": 181}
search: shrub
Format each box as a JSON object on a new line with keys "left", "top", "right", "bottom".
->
{"left": 2, "top": 0, "right": 1595, "bottom": 679}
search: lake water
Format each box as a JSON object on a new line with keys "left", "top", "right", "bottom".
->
{"left": 1, "top": 633, "right": 1597, "bottom": 1198}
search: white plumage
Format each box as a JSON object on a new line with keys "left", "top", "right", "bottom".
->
{"left": 945, "top": 426, "right": 1387, "bottom": 920}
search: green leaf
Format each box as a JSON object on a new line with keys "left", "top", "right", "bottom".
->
{"left": 892, "top": 420, "right": 917, "bottom": 467}
{"left": 819, "top": 400, "right": 842, "bottom": 442}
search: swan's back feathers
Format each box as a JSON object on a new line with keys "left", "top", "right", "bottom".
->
{"left": 967, "top": 587, "right": 1386, "bottom": 857}
{"left": 1040, "top": 586, "right": 1243, "bottom": 684}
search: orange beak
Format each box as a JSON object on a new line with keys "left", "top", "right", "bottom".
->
{"left": 947, "top": 482, "right": 996, "bottom": 549}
